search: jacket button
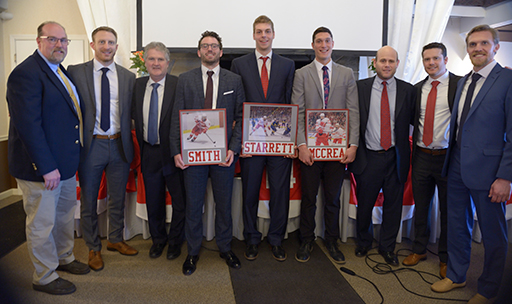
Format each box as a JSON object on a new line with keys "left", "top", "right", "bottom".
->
{"left": 75, "top": 125, "right": 79, "bottom": 129}
{"left": 75, "top": 140, "right": 79, "bottom": 144}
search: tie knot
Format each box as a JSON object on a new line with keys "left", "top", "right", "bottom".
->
{"left": 431, "top": 80, "right": 440, "bottom": 88}
{"left": 101, "top": 67, "right": 109, "bottom": 75}
{"left": 207, "top": 71, "right": 214, "bottom": 77}
{"left": 322, "top": 66, "right": 328, "bottom": 71}
{"left": 472, "top": 72, "right": 481, "bottom": 82}
{"left": 151, "top": 83, "right": 159, "bottom": 89}
{"left": 382, "top": 81, "right": 387, "bottom": 86}
{"left": 260, "top": 56, "right": 268, "bottom": 64}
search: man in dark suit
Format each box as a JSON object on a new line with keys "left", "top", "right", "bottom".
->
{"left": 7, "top": 21, "right": 89, "bottom": 295}
{"left": 431, "top": 25, "right": 512, "bottom": 304}
{"left": 348, "top": 46, "right": 415, "bottom": 266}
{"left": 170, "top": 31, "right": 245, "bottom": 275}
{"left": 292, "top": 27, "right": 359, "bottom": 264}
{"left": 403, "top": 43, "right": 461, "bottom": 278}
{"left": 132, "top": 41, "right": 186, "bottom": 260}
{"left": 231, "top": 15, "right": 295, "bottom": 262}
{"left": 68, "top": 26, "right": 137, "bottom": 271}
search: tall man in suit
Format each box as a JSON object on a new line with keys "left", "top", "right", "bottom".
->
{"left": 403, "top": 43, "right": 461, "bottom": 278}
{"left": 68, "top": 26, "right": 137, "bottom": 271}
{"left": 348, "top": 46, "right": 415, "bottom": 266}
{"left": 7, "top": 21, "right": 89, "bottom": 295}
{"left": 431, "top": 25, "right": 512, "bottom": 304}
{"left": 231, "top": 15, "right": 295, "bottom": 262}
{"left": 171, "top": 31, "right": 245, "bottom": 275}
{"left": 132, "top": 42, "right": 186, "bottom": 260}
{"left": 292, "top": 27, "right": 359, "bottom": 263}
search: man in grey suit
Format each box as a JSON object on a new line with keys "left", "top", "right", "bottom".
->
{"left": 170, "top": 31, "right": 245, "bottom": 275}
{"left": 68, "top": 26, "right": 137, "bottom": 271}
{"left": 292, "top": 27, "right": 359, "bottom": 263}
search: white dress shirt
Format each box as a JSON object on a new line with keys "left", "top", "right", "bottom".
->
{"left": 93, "top": 59, "right": 120, "bottom": 135}
{"left": 366, "top": 76, "right": 397, "bottom": 150}
{"left": 201, "top": 64, "right": 220, "bottom": 109}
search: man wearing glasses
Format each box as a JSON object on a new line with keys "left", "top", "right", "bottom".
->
{"left": 68, "top": 26, "right": 137, "bottom": 271}
{"left": 170, "top": 31, "right": 245, "bottom": 275}
{"left": 7, "top": 21, "right": 89, "bottom": 295}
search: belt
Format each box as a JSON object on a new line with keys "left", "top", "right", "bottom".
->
{"left": 369, "top": 147, "right": 395, "bottom": 153}
{"left": 417, "top": 146, "right": 447, "bottom": 155}
{"left": 93, "top": 133, "right": 121, "bottom": 140}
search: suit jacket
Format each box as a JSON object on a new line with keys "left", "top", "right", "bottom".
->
{"left": 349, "top": 76, "right": 416, "bottom": 183}
{"left": 170, "top": 67, "right": 245, "bottom": 157}
{"left": 132, "top": 74, "right": 178, "bottom": 176}
{"left": 7, "top": 50, "right": 81, "bottom": 181}
{"left": 291, "top": 61, "right": 359, "bottom": 147}
{"left": 231, "top": 52, "right": 294, "bottom": 104}
{"left": 68, "top": 60, "right": 135, "bottom": 163}
{"left": 411, "top": 72, "right": 462, "bottom": 157}
{"left": 443, "top": 63, "right": 512, "bottom": 190}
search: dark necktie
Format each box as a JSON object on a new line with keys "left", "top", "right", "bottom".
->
{"left": 260, "top": 56, "right": 269, "bottom": 98}
{"left": 422, "top": 80, "right": 440, "bottom": 147}
{"left": 322, "top": 66, "right": 329, "bottom": 109}
{"left": 381, "top": 81, "right": 391, "bottom": 150}
{"left": 204, "top": 71, "right": 214, "bottom": 109}
{"left": 148, "top": 83, "right": 159, "bottom": 145}
{"left": 457, "top": 73, "right": 482, "bottom": 148}
{"left": 100, "top": 67, "right": 110, "bottom": 132}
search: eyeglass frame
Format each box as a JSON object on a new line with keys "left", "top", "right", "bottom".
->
{"left": 39, "top": 36, "right": 71, "bottom": 45}
{"left": 200, "top": 43, "right": 220, "bottom": 50}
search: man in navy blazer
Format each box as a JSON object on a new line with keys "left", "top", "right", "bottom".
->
{"left": 68, "top": 26, "right": 137, "bottom": 271}
{"left": 7, "top": 21, "right": 89, "bottom": 295}
{"left": 231, "top": 15, "right": 295, "bottom": 262}
{"left": 348, "top": 46, "right": 415, "bottom": 266}
{"left": 170, "top": 31, "right": 245, "bottom": 275}
{"left": 431, "top": 25, "right": 512, "bottom": 303}
{"left": 403, "top": 43, "right": 461, "bottom": 278}
{"left": 132, "top": 42, "right": 186, "bottom": 260}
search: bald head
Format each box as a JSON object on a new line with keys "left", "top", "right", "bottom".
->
{"left": 374, "top": 46, "right": 399, "bottom": 81}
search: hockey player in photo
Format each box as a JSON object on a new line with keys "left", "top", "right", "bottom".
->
{"left": 187, "top": 113, "right": 211, "bottom": 142}
{"left": 315, "top": 113, "right": 332, "bottom": 133}
{"left": 315, "top": 127, "right": 329, "bottom": 146}
{"left": 250, "top": 116, "right": 268, "bottom": 136}
{"left": 331, "top": 123, "right": 346, "bottom": 145}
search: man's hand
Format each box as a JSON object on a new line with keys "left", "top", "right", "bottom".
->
{"left": 43, "top": 169, "right": 61, "bottom": 191}
{"left": 340, "top": 146, "right": 357, "bottom": 164}
{"left": 298, "top": 145, "right": 313, "bottom": 166}
{"left": 489, "top": 178, "right": 512, "bottom": 203}
{"left": 174, "top": 154, "right": 189, "bottom": 170}
{"left": 285, "top": 145, "right": 298, "bottom": 159}
{"left": 240, "top": 153, "right": 252, "bottom": 158}
{"left": 220, "top": 150, "right": 235, "bottom": 167}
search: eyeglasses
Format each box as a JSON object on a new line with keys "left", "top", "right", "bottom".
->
{"left": 200, "top": 43, "right": 220, "bottom": 50}
{"left": 40, "top": 36, "right": 71, "bottom": 45}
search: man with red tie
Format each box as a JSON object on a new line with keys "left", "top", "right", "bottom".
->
{"left": 403, "top": 43, "right": 461, "bottom": 278}
{"left": 348, "top": 46, "right": 415, "bottom": 266}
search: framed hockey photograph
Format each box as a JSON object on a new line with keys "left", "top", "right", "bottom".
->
{"left": 179, "top": 108, "right": 227, "bottom": 165}
{"left": 242, "top": 103, "right": 298, "bottom": 156}
{"left": 305, "top": 109, "right": 349, "bottom": 161}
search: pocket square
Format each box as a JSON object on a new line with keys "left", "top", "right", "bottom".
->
{"left": 223, "top": 90, "right": 234, "bottom": 95}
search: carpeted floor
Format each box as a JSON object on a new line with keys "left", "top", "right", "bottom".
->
{"left": 0, "top": 200, "right": 26, "bottom": 259}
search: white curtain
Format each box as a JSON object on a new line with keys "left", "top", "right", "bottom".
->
{"left": 388, "top": 0, "right": 454, "bottom": 84}
{"left": 75, "top": 0, "right": 137, "bottom": 69}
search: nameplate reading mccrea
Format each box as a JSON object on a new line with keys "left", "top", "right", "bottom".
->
{"left": 242, "top": 102, "right": 298, "bottom": 156}
{"left": 305, "top": 109, "right": 349, "bottom": 161}
{"left": 180, "top": 108, "right": 227, "bottom": 165}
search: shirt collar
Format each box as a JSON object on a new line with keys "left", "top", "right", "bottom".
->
{"left": 428, "top": 70, "right": 449, "bottom": 85}
{"left": 37, "top": 49, "right": 59, "bottom": 72}
{"left": 201, "top": 64, "right": 220, "bottom": 76}
{"left": 148, "top": 75, "right": 166, "bottom": 87}
{"left": 255, "top": 50, "right": 273, "bottom": 61}
{"left": 93, "top": 58, "right": 116, "bottom": 72}
{"left": 313, "top": 59, "right": 332, "bottom": 72}
{"left": 473, "top": 60, "right": 496, "bottom": 79}
{"left": 375, "top": 75, "right": 396, "bottom": 86}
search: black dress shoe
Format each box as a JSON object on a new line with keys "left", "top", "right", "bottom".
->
{"left": 149, "top": 243, "right": 166, "bottom": 258}
{"left": 324, "top": 241, "right": 345, "bottom": 264}
{"left": 56, "top": 260, "right": 90, "bottom": 274}
{"left": 182, "top": 255, "right": 199, "bottom": 275}
{"left": 33, "top": 277, "right": 76, "bottom": 295}
{"left": 167, "top": 244, "right": 182, "bottom": 260}
{"left": 244, "top": 244, "right": 258, "bottom": 261}
{"left": 379, "top": 250, "right": 399, "bottom": 266}
{"left": 355, "top": 246, "right": 370, "bottom": 257}
{"left": 295, "top": 240, "right": 313, "bottom": 262}
{"left": 270, "top": 245, "right": 287, "bottom": 262}
{"left": 220, "top": 250, "right": 241, "bottom": 269}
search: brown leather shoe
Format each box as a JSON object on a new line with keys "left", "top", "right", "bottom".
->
{"left": 107, "top": 241, "right": 138, "bottom": 256}
{"left": 431, "top": 278, "right": 466, "bottom": 293}
{"left": 88, "top": 250, "right": 104, "bottom": 271}
{"left": 439, "top": 262, "right": 447, "bottom": 279}
{"left": 402, "top": 253, "right": 427, "bottom": 266}
{"left": 468, "top": 293, "right": 494, "bottom": 304}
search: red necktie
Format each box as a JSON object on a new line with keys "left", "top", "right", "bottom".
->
{"left": 204, "top": 70, "right": 214, "bottom": 109}
{"left": 380, "top": 81, "right": 391, "bottom": 150}
{"left": 260, "top": 56, "right": 269, "bottom": 98}
{"left": 422, "top": 80, "right": 440, "bottom": 147}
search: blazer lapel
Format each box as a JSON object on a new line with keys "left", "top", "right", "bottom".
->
{"left": 85, "top": 61, "right": 97, "bottom": 116}
{"left": 160, "top": 76, "right": 172, "bottom": 125}
{"left": 116, "top": 64, "right": 126, "bottom": 119}
{"left": 136, "top": 78, "right": 148, "bottom": 131}
{"left": 395, "top": 78, "right": 406, "bottom": 119}
{"left": 307, "top": 63, "right": 323, "bottom": 101}
{"left": 266, "top": 55, "right": 279, "bottom": 100}
{"left": 248, "top": 55, "right": 265, "bottom": 101}
{"left": 466, "top": 65, "right": 501, "bottom": 120}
